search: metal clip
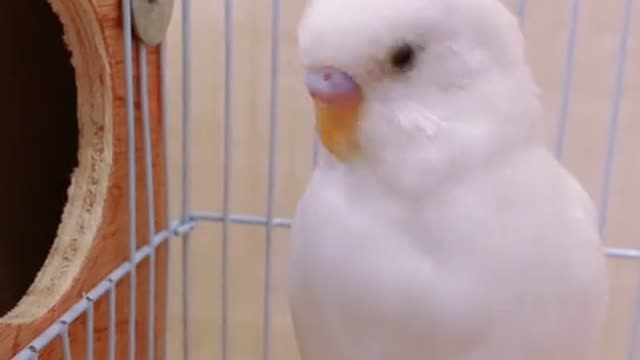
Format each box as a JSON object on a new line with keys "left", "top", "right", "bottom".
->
{"left": 132, "top": 0, "right": 175, "bottom": 46}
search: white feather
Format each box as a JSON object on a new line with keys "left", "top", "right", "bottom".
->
{"left": 290, "top": 0, "right": 610, "bottom": 359}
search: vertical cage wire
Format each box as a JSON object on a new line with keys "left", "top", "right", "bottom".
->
{"left": 221, "top": 0, "right": 234, "bottom": 358}
{"left": 263, "top": 0, "right": 281, "bottom": 359}
{"left": 159, "top": 38, "right": 173, "bottom": 360}
{"left": 121, "top": 0, "right": 138, "bottom": 358}
{"left": 614, "top": 3, "right": 640, "bottom": 359}
{"left": 180, "top": 0, "right": 193, "bottom": 358}
{"left": 554, "top": 0, "right": 581, "bottom": 160}
{"left": 182, "top": 0, "right": 192, "bottom": 360}
{"left": 138, "top": 42, "right": 158, "bottom": 360}
{"left": 85, "top": 299, "right": 94, "bottom": 360}
{"left": 516, "top": 0, "right": 527, "bottom": 20}
{"left": 108, "top": 281, "right": 117, "bottom": 360}
{"left": 599, "top": 0, "right": 633, "bottom": 236}
{"left": 61, "top": 323, "right": 71, "bottom": 360}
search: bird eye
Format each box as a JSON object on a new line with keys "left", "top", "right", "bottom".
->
{"left": 390, "top": 44, "right": 416, "bottom": 71}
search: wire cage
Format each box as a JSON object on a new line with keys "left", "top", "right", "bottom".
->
{"left": 7, "top": 0, "right": 640, "bottom": 359}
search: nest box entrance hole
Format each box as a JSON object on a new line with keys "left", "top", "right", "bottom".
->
{"left": 0, "top": 1, "right": 78, "bottom": 316}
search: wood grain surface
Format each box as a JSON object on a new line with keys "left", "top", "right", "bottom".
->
{"left": 1, "top": 0, "right": 168, "bottom": 359}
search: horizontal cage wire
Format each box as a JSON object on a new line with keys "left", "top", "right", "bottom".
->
{"left": 8, "top": 0, "right": 640, "bottom": 359}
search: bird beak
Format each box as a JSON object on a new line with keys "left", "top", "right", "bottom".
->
{"left": 304, "top": 67, "right": 363, "bottom": 161}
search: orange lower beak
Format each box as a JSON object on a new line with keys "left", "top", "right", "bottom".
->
{"left": 305, "top": 67, "right": 363, "bottom": 161}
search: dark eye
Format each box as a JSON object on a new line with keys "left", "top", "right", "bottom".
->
{"left": 390, "top": 44, "right": 416, "bottom": 71}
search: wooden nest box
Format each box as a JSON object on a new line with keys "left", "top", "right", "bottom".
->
{"left": 1, "top": 0, "right": 173, "bottom": 358}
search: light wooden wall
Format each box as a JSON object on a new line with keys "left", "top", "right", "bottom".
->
{"left": 162, "top": 0, "right": 640, "bottom": 358}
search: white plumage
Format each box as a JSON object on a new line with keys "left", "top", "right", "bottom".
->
{"left": 289, "top": 0, "right": 610, "bottom": 359}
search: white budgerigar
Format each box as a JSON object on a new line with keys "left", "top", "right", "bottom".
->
{"left": 289, "top": 0, "right": 610, "bottom": 359}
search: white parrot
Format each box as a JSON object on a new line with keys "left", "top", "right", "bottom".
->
{"left": 289, "top": 0, "right": 610, "bottom": 359}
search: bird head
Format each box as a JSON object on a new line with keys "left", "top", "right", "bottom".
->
{"left": 298, "top": 0, "right": 543, "bottom": 194}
